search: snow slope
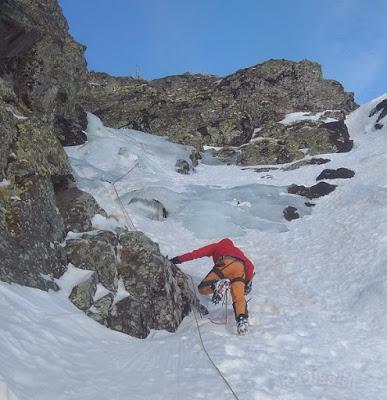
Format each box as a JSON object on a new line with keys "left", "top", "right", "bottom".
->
{"left": 1, "top": 96, "right": 387, "bottom": 400}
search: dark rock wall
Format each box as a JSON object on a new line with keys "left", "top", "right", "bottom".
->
{"left": 83, "top": 60, "right": 357, "bottom": 148}
{"left": 0, "top": 0, "right": 88, "bottom": 145}
{"left": 0, "top": 79, "right": 69, "bottom": 290}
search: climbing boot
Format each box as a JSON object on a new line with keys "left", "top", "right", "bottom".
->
{"left": 236, "top": 314, "right": 249, "bottom": 335}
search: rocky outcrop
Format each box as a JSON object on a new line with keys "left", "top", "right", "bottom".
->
{"left": 288, "top": 182, "right": 337, "bottom": 199}
{"left": 69, "top": 271, "right": 98, "bottom": 311}
{"left": 175, "top": 159, "right": 192, "bottom": 174}
{"left": 55, "top": 181, "right": 107, "bottom": 233}
{"left": 282, "top": 157, "right": 330, "bottom": 171}
{"left": 209, "top": 147, "right": 243, "bottom": 165}
{"left": 0, "top": 78, "right": 106, "bottom": 291}
{"left": 0, "top": 0, "right": 109, "bottom": 292}
{"left": 283, "top": 206, "right": 300, "bottom": 221}
{"left": 316, "top": 168, "right": 355, "bottom": 181}
{"left": 112, "top": 232, "right": 194, "bottom": 338}
{"left": 369, "top": 98, "right": 387, "bottom": 130}
{"left": 65, "top": 231, "right": 119, "bottom": 292}
{"left": 83, "top": 60, "right": 357, "bottom": 150}
{"left": 0, "top": 0, "right": 88, "bottom": 145}
{"left": 238, "top": 120, "right": 352, "bottom": 166}
{"left": 65, "top": 230, "right": 196, "bottom": 338}
{"left": 0, "top": 79, "right": 69, "bottom": 290}
{"left": 128, "top": 198, "right": 168, "bottom": 221}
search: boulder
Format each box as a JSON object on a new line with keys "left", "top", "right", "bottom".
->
{"left": 64, "top": 230, "right": 195, "bottom": 338}
{"left": 189, "top": 149, "right": 201, "bottom": 167}
{"left": 108, "top": 296, "right": 149, "bottom": 339}
{"left": 110, "top": 231, "right": 194, "bottom": 338}
{"left": 283, "top": 206, "right": 300, "bottom": 221}
{"left": 128, "top": 198, "right": 168, "bottom": 220}
{"left": 69, "top": 272, "right": 98, "bottom": 311}
{"left": 322, "top": 121, "right": 353, "bottom": 153}
{"left": 65, "top": 232, "right": 118, "bottom": 291}
{"left": 175, "top": 159, "right": 191, "bottom": 174}
{"left": 55, "top": 183, "right": 107, "bottom": 233}
{"left": 87, "top": 292, "right": 114, "bottom": 325}
{"left": 288, "top": 182, "right": 337, "bottom": 199}
{"left": 212, "top": 147, "right": 242, "bottom": 165}
{"left": 316, "top": 168, "right": 355, "bottom": 181}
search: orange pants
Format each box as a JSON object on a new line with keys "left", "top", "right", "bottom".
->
{"left": 198, "top": 257, "right": 247, "bottom": 319}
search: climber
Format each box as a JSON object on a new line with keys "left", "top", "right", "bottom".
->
{"left": 170, "top": 238, "right": 254, "bottom": 335}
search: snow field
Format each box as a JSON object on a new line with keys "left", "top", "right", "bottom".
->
{"left": 1, "top": 96, "right": 387, "bottom": 399}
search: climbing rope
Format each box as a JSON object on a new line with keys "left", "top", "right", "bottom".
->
{"left": 101, "top": 162, "right": 239, "bottom": 398}
{"left": 110, "top": 181, "right": 136, "bottom": 231}
{"left": 185, "top": 273, "right": 240, "bottom": 400}
{"left": 102, "top": 163, "right": 138, "bottom": 231}
{"left": 209, "top": 290, "right": 229, "bottom": 325}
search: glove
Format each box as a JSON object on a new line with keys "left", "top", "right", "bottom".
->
{"left": 169, "top": 256, "right": 180, "bottom": 265}
{"left": 244, "top": 281, "right": 252, "bottom": 295}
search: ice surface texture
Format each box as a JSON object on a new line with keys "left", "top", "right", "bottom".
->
{"left": 66, "top": 114, "right": 309, "bottom": 238}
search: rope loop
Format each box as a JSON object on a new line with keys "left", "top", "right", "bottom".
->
{"left": 185, "top": 273, "right": 241, "bottom": 400}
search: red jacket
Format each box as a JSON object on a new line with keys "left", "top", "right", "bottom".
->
{"left": 178, "top": 238, "right": 255, "bottom": 283}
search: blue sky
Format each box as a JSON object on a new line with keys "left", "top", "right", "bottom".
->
{"left": 60, "top": 0, "right": 387, "bottom": 103}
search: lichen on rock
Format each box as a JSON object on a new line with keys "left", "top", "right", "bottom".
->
{"left": 83, "top": 59, "right": 357, "bottom": 152}
{"left": 63, "top": 230, "right": 196, "bottom": 338}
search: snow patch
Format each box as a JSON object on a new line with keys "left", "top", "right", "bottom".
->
{"left": 91, "top": 214, "right": 124, "bottom": 231}
{"left": 55, "top": 264, "right": 94, "bottom": 297}
{"left": 93, "top": 284, "right": 111, "bottom": 302}
{"left": 279, "top": 111, "right": 338, "bottom": 125}
{"left": 113, "top": 277, "right": 130, "bottom": 304}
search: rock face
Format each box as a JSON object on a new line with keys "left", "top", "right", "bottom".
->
{"left": 238, "top": 120, "right": 352, "bottom": 166}
{"left": 0, "top": 0, "right": 95, "bottom": 291}
{"left": 69, "top": 272, "right": 98, "bottom": 311}
{"left": 0, "top": 79, "right": 69, "bottom": 290}
{"left": 369, "top": 98, "right": 387, "bottom": 130}
{"left": 112, "top": 232, "right": 194, "bottom": 338}
{"left": 65, "top": 231, "right": 119, "bottom": 291}
{"left": 0, "top": 0, "right": 88, "bottom": 145}
{"left": 55, "top": 182, "right": 107, "bottom": 233}
{"left": 65, "top": 230, "right": 195, "bottom": 338}
{"left": 83, "top": 60, "right": 357, "bottom": 151}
